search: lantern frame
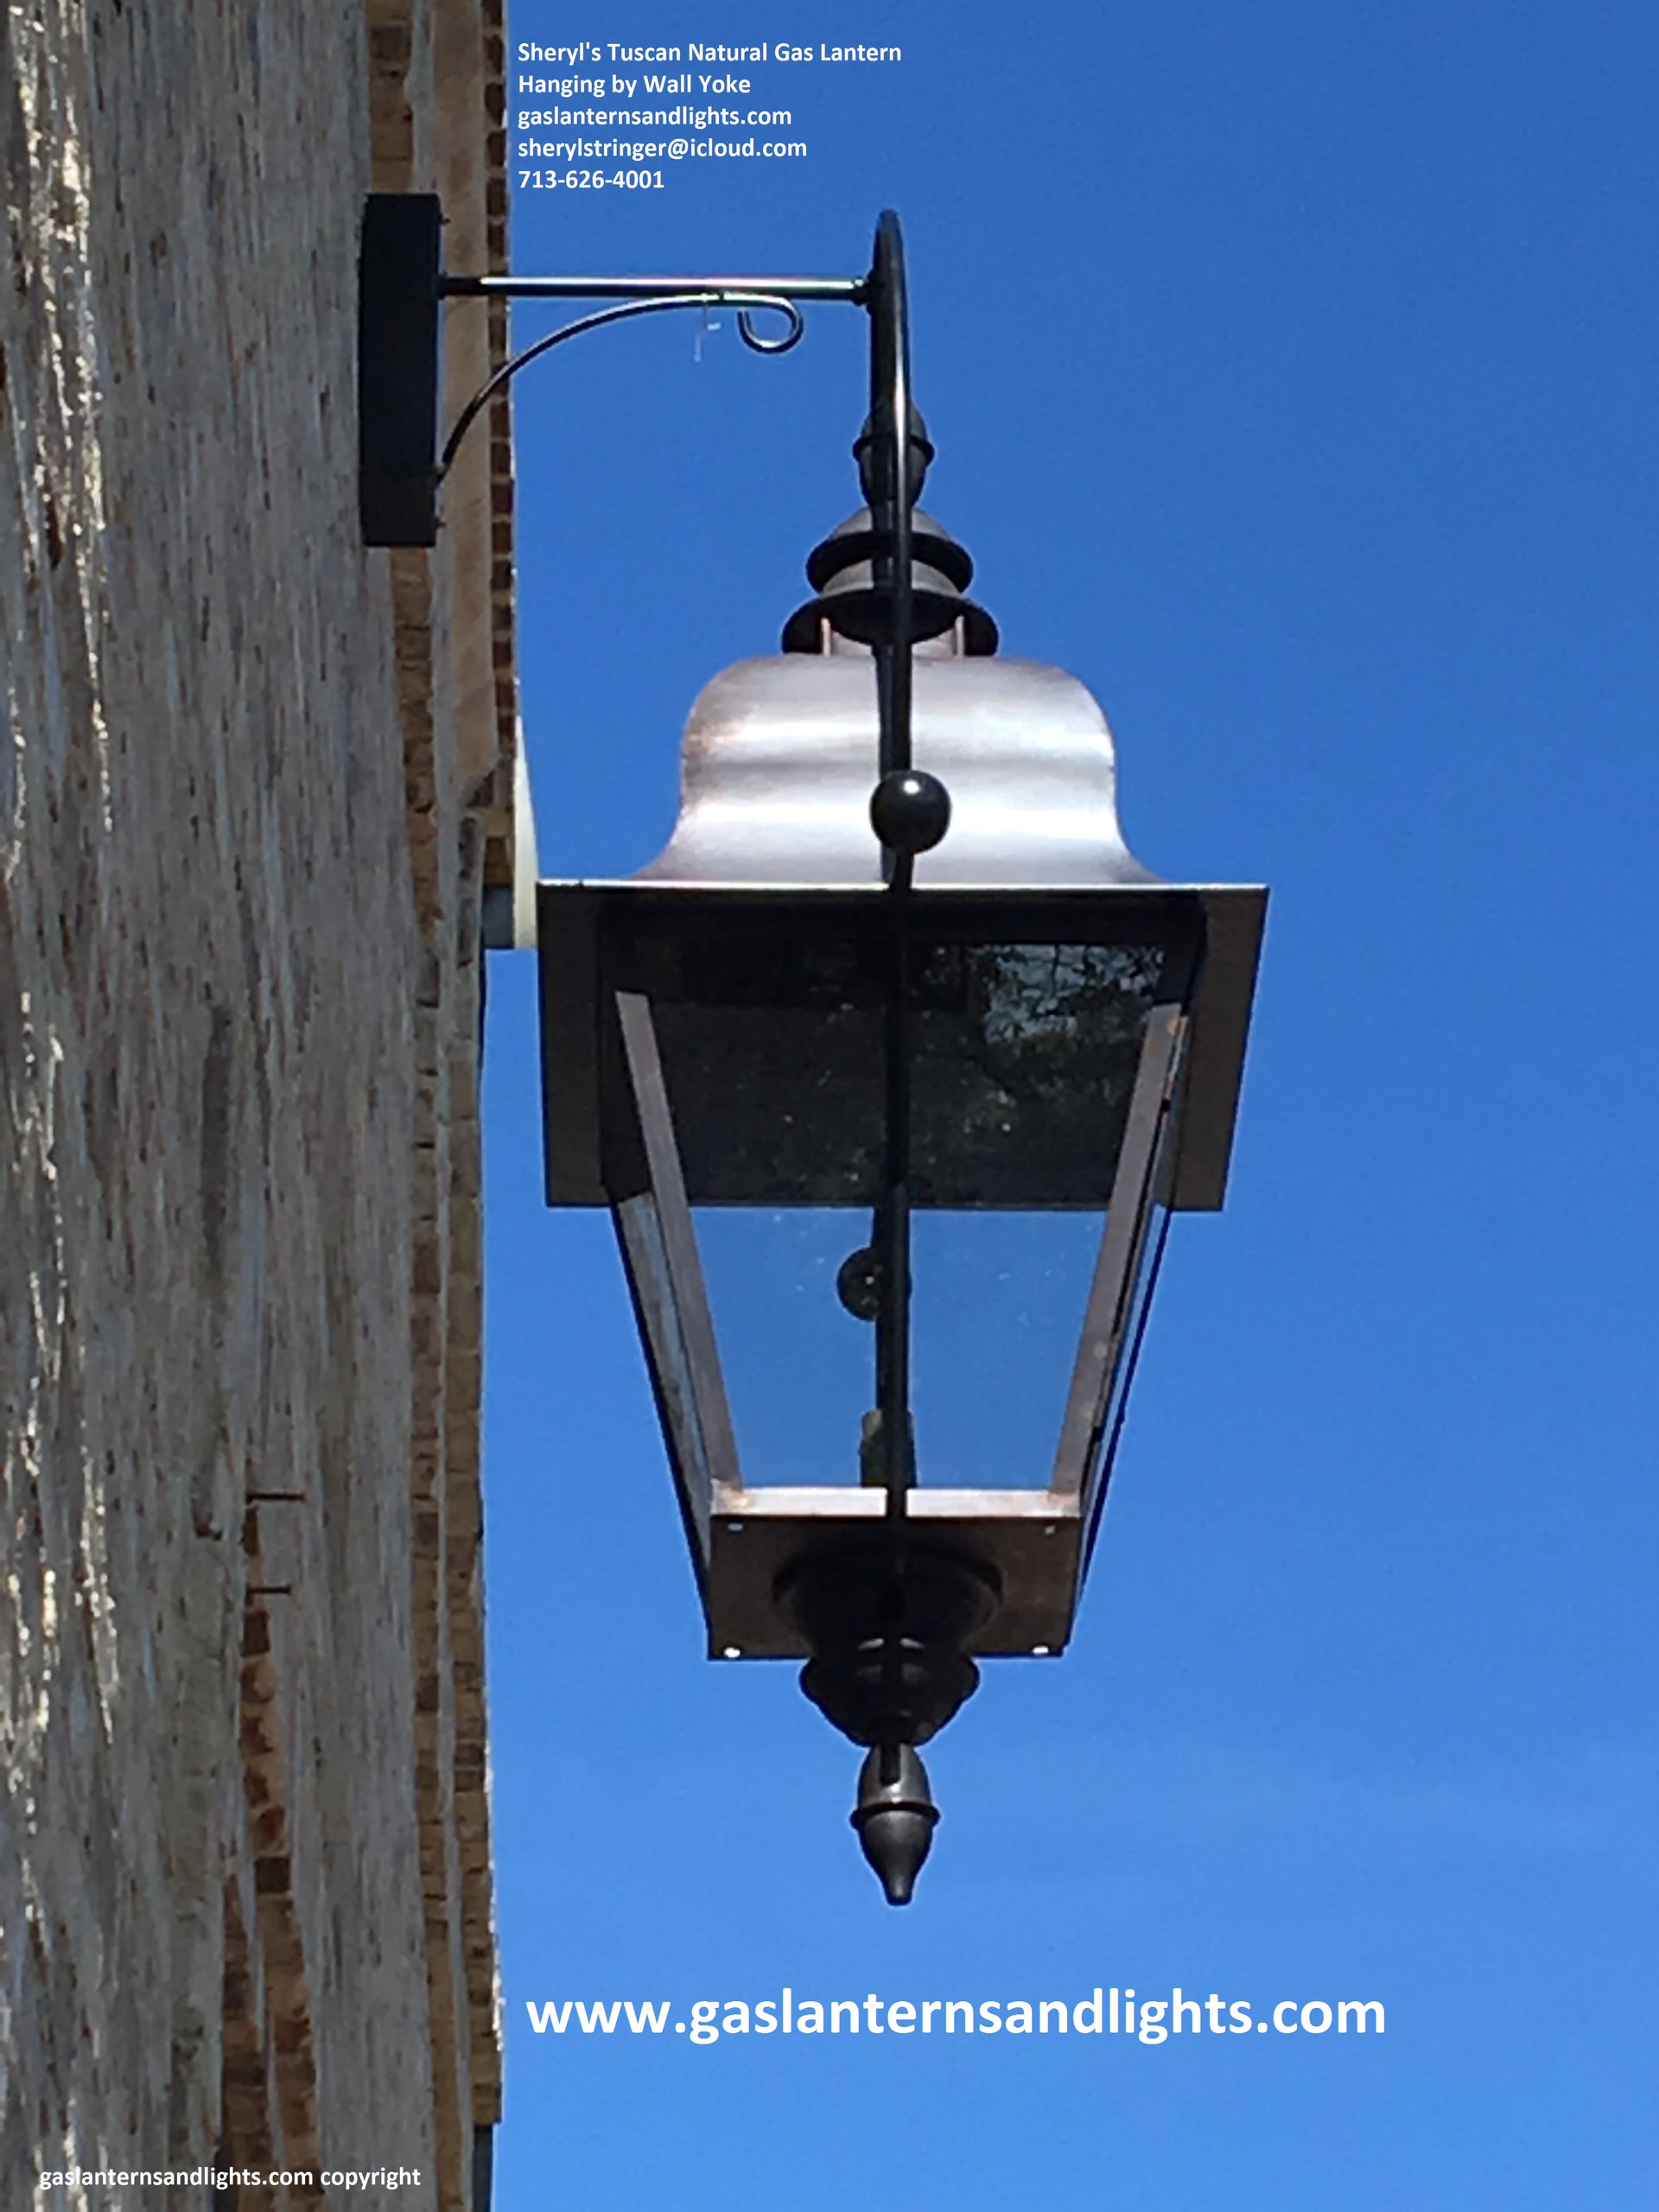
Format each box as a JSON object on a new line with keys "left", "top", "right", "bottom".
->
{"left": 537, "top": 876, "right": 1264, "bottom": 1660}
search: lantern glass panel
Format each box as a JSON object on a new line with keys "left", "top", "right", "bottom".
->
{"left": 692, "top": 1206, "right": 874, "bottom": 1488}
{"left": 609, "top": 898, "right": 1192, "bottom": 1211}
{"left": 587, "top": 892, "right": 1205, "bottom": 1511}
{"left": 687, "top": 1204, "right": 1111, "bottom": 1491}
{"left": 910, "top": 1209, "right": 1107, "bottom": 1487}
{"left": 909, "top": 941, "right": 1166, "bottom": 1208}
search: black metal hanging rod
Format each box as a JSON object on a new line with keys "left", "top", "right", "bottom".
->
{"left": 439, "top": 271, "right": 867, "bottom": 302}
{"left": 420, "top": 217, "right": 917, "bottom": 781}
{"left": 359, "top": 196, "right": 924, "bottom": 1513}
{"left": 359, "top": 198, "right": 912, "bottom": 645}
{"left": 423, "top": 208, "right": 924, "bottom": 859}
{"left": 854, "top": 214, "right": 917, "bottom": 1519}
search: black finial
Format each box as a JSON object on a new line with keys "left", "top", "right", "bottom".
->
{"left": 851, "top": 1745, "right": 940, "bottom": 1905}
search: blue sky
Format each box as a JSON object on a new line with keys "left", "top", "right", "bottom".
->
{"left": 481, "top": 4, "right": 1659, "bottom": 2202}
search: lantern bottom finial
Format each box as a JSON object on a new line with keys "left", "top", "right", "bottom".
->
{"left": 852, "top": 1745, "right": 938, "bottom": 1906}
{"left": 779, "top": 1544, "right": 997, "bottom": 1902}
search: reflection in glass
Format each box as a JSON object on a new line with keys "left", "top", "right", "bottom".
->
{"left": 639, "top": 926, "right": 1169, "bottom": 1206}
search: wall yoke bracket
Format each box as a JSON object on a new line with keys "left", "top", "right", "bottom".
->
{"left": 358, "top": 194, "right": 444, "bottom": 546}
{"left": 356, "top": 194, "right": 878, "bottom": 550}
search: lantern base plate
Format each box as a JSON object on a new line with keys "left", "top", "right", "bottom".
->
{"left": 779, "top": 1540, "right": 1000, "bottom": 1747}
{"left": 702, "top": 1484, "right": 1081, "bottom": 1662}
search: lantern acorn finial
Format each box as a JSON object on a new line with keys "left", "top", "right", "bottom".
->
{"left": 851, "top": 1744, "right": 939, "bottom": 1906}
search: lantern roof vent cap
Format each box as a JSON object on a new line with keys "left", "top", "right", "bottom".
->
{"left": 783, "top": 505, "right": 999, "bottom": 658}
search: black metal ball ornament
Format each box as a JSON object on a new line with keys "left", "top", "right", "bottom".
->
{"left": 869, "top": 768, "right": 951, "bottom": 856}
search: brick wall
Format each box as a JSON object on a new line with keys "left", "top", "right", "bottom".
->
{"left": 0, "top": 5, "right": 506, "bottom": 2206}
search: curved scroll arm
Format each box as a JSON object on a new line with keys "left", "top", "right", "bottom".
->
{"left": 864, "top": 212, "right": 916, "bottom": 785}
{"left": 439, "top": 291, "right": 806, "bottom": 475}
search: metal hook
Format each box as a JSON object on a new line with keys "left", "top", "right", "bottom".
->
{"left": 735, "top": 296, "right": 806, "bottom": 354}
